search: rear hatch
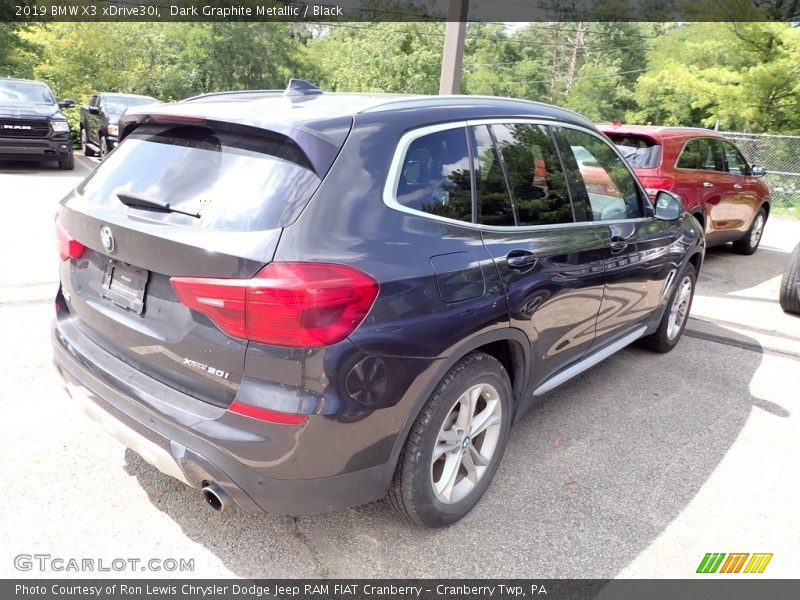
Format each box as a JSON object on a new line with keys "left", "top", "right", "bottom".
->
{"left": 602, "top": 131, "right": 666, "bottom": 198}
{"left": 57, "top": 118, "right": 345, "bottom": 407}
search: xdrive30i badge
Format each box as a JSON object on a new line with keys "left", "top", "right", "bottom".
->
{"left": 100, "top": 225, "right": 114, "bottom": 253}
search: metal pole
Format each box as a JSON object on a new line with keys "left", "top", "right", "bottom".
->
{"left": 439, "top": 0, "right": 468, "bottom": 95}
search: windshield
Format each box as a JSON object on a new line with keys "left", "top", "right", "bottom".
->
{"left": 0, "top": 81, "right": 56, "bottom": 105}
{"left": 104, "top": 95, "right": 158, "bottom": 113}
{"left": 69, "top": 124, "right": 321, "bottom": 232}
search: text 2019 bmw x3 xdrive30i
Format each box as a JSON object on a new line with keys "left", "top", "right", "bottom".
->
{"left": 52, "top": 81, "right": 704, "bottom": 527}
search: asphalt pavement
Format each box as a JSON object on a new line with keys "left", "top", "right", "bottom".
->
{"left": 0, "top": 155, "right": 798, "bottom": 578}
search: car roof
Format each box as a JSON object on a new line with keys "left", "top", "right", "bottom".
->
{"left": 597, "top": 123, "right": 725, "bottom": 141}
{"left": 101, "top": 92, "right": 157, "bottom": 99}
{"left": 0, "top": 77, "right": 51, "bottom": 87}
{"left": 122, "top": 91, "right": 597, "bottom": 136}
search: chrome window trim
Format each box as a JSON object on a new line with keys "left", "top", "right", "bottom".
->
{"left": 382, "top": 117, "right": 650, "bottom": 232}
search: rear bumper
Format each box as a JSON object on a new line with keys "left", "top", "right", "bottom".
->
{"left": 52, "top": 318, "right": 394, "bottom": 515}
{"left": 0, "top": 135, "right": 72, "bottom": 160}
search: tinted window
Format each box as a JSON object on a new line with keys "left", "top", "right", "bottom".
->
{"left": 606, "top": 134, "right": 662, "bottom": 168}
{"left": 677, "top": 138, "right": 725, "bottom": 171}
{"left": 559, "top": 128, "right": 644, "bottom": 221}
{"left": 490, "top": 123, "right": 574, "bottom": 227}
{"left": 722, "top": 141, "right": 749, "bottom": 175}
{"left": 396, "top": 127, "right": 473, "bottom": 223}
{"left": 69, "top": 125, "right": 321, "bottom": 232}
{"left": 472, "top": 125, "right": 515, "bottom": 226}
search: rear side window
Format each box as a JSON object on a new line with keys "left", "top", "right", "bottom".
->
{"left": 70, "top": 125, "right": 321, "bottom": 232}
{"left": 395, "top": 127, "right": 473, "bottom": 223}
{"left": 676, "top": 138, "right": 725, "bottom": 171}
{"left": 487, "top": 123, "right": 574, "bottom": 227}
{"left": 606, "top": 134, "right": 661, "bottom": 169}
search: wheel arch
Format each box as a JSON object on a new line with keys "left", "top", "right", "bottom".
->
{"left": 386, "top": 328, "right": 530, "bottom": 476}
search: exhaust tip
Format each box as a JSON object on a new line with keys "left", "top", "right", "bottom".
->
{"left": 201, "top": 482, "right": 231, "bottom": 512}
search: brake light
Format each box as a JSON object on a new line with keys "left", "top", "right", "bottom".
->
{"left": 170, "top": 262, "right": 379, "bottom": 348}
{"left": 228, "top": 401, "right": 308, "bottom": 425}
{"left": 55, "top": 216, "right": 86, "bottom": 261}
{"left": 639, "top": 176, "right": 674, "bottom": 199}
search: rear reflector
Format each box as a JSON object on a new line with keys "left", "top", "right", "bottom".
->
{"left": 171, "top": 262, "right": 378, "bottom": 348}
{"left": 228, "top": 401, "right": 308, "bottom": 424}
{"left": 55, "top": 216, "right": 86, "bottom": 261}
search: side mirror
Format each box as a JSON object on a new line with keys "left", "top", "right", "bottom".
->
{"left": 58, "top": 99, "right": 76, "bottom": 109}
{"left": 88, "top": 106, "right": 100, "bottom": 115}
{"left": 654, "top": 190, "right": 683, "bottom": 221}
{"left": 750, "top": 164, "right": 766, "bottom": 177}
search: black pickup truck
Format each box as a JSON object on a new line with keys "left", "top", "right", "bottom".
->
{"left": 0, "top": 77, "right": 76, "bottom": 170}
{"left": 80, "top": 92, "right": 158, "bottom": 157}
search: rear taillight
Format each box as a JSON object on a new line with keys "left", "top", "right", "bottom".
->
{"left": 639, "top": 176, "right": 674, "bottom": 199}
{"left": 170, "top": 262, "right": 379, "bottom": 348}
{"left": 55, "top": 216, "right": 86, "bottom": 261}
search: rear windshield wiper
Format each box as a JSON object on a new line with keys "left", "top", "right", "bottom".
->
{"left": 117, "top": 192, "right": 200, "bottom": 218}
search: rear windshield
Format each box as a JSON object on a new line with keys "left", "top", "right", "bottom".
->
{"left": 606, "top": 134, "right": 661, "bottom": 169}
{"left": 70, "top": 125, "right": 321, "bottom": 232}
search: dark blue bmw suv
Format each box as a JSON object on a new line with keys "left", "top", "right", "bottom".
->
{"left": 52, "top": 81, "right": 704, "bottom": 527}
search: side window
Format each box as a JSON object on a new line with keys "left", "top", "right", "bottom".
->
{"left": 722, "top": 141, "right": 749, "bottom": 175}
{"left": 558, "top": 127, "right": 644, "bottom": 222}
{"left": 677, "top": 138, "right": 725, "bottom": 171}
{"left": 488, "top": 123, "right": 574, "bottom": 227}
{"left": 473, "top": 125, "right": 515, "bottom": 226}
{"left": 395, "top": 127, "right": 473, "bottom": 223}
{"left": 90, "top": 95, "right": 100, "bottom": 108}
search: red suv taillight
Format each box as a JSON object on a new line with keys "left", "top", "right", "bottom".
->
{"left": 170, "top": 262, "right": 379, "bottom": 348}
{"left": 55, "top": 216, "right": 86, "bottom": 261}
{"left": 639, "top": 176, "right": 674, "bottom": 199}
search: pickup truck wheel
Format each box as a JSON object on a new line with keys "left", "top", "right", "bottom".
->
{"left": 779, "top": 242, "right": 800, "bottom": 315}
{"left": 99, "top": 135, "right": 108, "bottom": 158}
{"left": 389, "top": 352, "right": 512, "bottom": 528}
{"left": 732, "top": 208, "right": 766, "bottom": 255}
{"left": 81, "top": 128, "right": 96, "bottom": 157}
{"left": 58, "top": 151, "right": 75, "bottom": 171}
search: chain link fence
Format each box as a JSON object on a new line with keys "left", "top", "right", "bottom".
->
{"left": 722, "top": 131, "right": 800, "bottom": 211}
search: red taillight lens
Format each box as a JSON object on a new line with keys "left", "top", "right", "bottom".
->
{"left": 170, "top": 262, "right": 379, "bottom": 348}
{"left": 639, "top": 176, "right": 674, "bottom": 199}
{"left": 228, "top": 401, "right": 308, "bottom": 425}
{"left": 55, "top": 217, "right": 86, "bottom": 261}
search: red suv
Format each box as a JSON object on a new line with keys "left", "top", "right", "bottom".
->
{"left": 598, "top": 124, "right": 770, "bottom": 254}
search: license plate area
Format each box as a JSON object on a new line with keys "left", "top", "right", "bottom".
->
{"left": 100, "top": 261, "right": 149, "bottom": 314}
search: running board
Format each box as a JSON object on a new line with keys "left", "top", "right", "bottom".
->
{"left": 533, "top": 326, "right": 647, "bottom": 397}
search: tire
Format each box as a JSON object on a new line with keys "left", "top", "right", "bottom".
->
{"left": 58, "top": 151, "right": 75, "bottom": 171}
{"left": 389, "top": 352, "right": 512, "bottom": 528}
{"left": 732, "top": 207, "right": 767, "bottom": 255}
{"left": 779, "top": 242, "right": 800, "bottom": 315}
{"left": 99, "top": 135, "right": 109, "bottom": 158}
{"left": 640, "top": 264, "right": 696, "bottom": 353}
{"left": 81, "top": 128, "right": 96, "bottom": 157}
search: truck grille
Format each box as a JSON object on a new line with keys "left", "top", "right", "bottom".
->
{"left": 0, "top": 119, "right": 51, "bottom": 139}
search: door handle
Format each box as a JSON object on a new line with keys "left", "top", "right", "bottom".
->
{"left": 733, "top": 183, "right": 743, "bottom": 189}
{"left": 609, "top": 236, "right": 628, "bottom": 254}
{"left": 506, "top": 250, "right": 537, "bottom": 270}
{"left": 702, "top": 181, "right": 714, "bottom": 188}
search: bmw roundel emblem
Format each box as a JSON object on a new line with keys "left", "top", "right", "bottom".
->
{"left": 100, "top": 226, "right": 115, "bottom": 253}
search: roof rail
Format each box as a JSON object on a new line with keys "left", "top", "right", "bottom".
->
{"left": 182, "top": 89, "right": 284, "bottom": 102}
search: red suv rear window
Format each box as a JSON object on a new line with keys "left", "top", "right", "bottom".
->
{"left": 606, "top": 134, "right": 662, "bottom": 169}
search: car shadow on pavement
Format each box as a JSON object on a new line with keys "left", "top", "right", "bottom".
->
{"left": 698, "top": 244, "right": 789, "bottom": 298}
{"left": 124, "top": 321, "right": 787, "bottom": 578}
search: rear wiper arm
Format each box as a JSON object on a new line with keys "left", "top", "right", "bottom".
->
{"left": 117, "top": 192, "right": 200, "bottom": 218}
